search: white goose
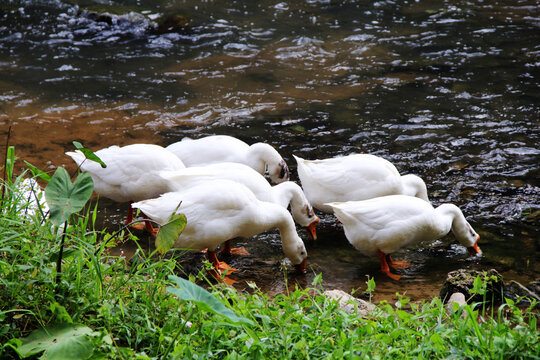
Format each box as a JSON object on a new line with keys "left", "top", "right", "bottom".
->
{"left": 326, "top": 195, "right": 481, "bottom": 280}
{"left": 166, "top": 135, "right": 290, "bottom": 184}
{"left": 66, "top": 144, "right": 185, "bottom": 233}
{"left": 159, "top": 162, "right": 319, "bottom": 241}
{"left": 15, "top": 178, "right": 49, "bottom": 218}
{"left": 132, "top": 180, "right": 308, "bottom": 282}
{"left": 294, "top": 154, "right": 429, "bottom": 213}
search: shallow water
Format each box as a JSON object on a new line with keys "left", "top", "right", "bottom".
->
{"left": 1, "top": 0, "right": 539, "bottom": 302}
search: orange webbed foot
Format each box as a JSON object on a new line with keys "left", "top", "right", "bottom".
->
{"left": 220, "top": 247, "right": 250, "bottom": 256}
{"left": 388, "top": 259, "right": 412, "bottom": 270}
{"left": 209, "top": 266, "right": 238, "bottom": 285}
{"left": 382, "top": 270, "right": 403, "bottom": 281}
{"left": 130, "top": 222, "right": 146, "bottom": 230}
{"left": 219, "top": 240, "right": 250, "bottom": 256}
{"left": 217, "top": 261, "right": 239, "bottom": 274}
{"left": 221, "top": 276, "right": 238, "bottom": 285}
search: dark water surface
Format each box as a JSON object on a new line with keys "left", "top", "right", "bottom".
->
{"left": 1, "top": 0, "right": 539, "bottom": 302}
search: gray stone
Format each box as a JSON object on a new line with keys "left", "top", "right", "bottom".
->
{"left": 445, "top": 292, "right": 467, "bottom": 312}
{"left": 324, "top": 289, "right": 375, "bottom": 316}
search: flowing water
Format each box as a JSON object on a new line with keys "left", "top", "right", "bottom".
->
{"left": 1, "top": 0, "right": 539, "bottom": 302}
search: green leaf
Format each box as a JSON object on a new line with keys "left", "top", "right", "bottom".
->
{"left": 48, "top": 248, "right": 82, "bottom": 263}
{"left": 24, "top": 161, "right": 52, "bottom": 182}
{"left": 45, "top": 168, "right": 94, "bottom": 226}
{"left": 5, "top": 146, "right": 15, "bottom": 186}
{"left": 366, "top": 277, "right": 376, "bottom": 293}
{"left": 17, "top": 323, "right": 95, "bottom": 359}
{"left": 72, "top": 141, "right": 107, "bottom": 168}
{"left": 156, "top": 206, "right": 186, "bottom": 254}
{"left": 471, "top": 275, "right": 486, "bottom": 296}
{"left": 166, "top": 276, "right": 253, "bottom": 326}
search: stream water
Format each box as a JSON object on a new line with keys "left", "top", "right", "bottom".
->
{"left": 1, "top": 0, "right": 538, "bottom": 302}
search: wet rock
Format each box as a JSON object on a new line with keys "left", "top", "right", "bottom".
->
{"left": 323, "top": 289, "right": 375, "bottom": 316}
{"left": 524, "top": 210, "right": 540, "bottom": 224}
{"left": 439, "top": 269, "right": 504, "bottom": 304}
{"left": 503, "top": 280, "right": 540, "bottom": 308}
{"left": 154, "top": 14, "right": 191, "bottom": 34}
{"left": 526, "top": 279, "right": 540, "bottom": 296}
{"left": 80, "top": 10, "right": 156, "bottom": 31}
{"left": 78, "top": 6, "right": 191, "bottom": 35}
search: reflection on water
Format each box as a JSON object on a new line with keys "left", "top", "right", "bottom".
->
{"left": 1, "top": 0, "right": 538, "bottom": 301}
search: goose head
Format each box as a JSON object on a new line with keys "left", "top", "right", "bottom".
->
{"left": 445, "top": 205, "right": 482, "bottom": 255}
{"left": 281, "top": 233, "right": 308, "bottom": 273}
{"left": 268, "top": 159, "right": 290, "bottom": 184}
{"left": 291, "top": 204, "right": 319, "bottom": 240}
{"left": 249, "top": 143, "right": 290, "bottom": 184}
{"left": 454, "top": 220, "right": 481, "bottom": 256}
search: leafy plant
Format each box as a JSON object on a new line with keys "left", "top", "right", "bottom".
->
{"left": 45, "top": 168, "right": 94, "bottom": 227}
{"left": 166, "top": 275, "right": 253, "bottom": 326}
{"left": 365, "top": 275, "right": 376, "bottom": 302}
{"left": 155, "top": 202, "right": 186, "bottom": 254}
{"left": 24, "top": 161, "right": 52, "bottom": 182}
{"left": 16, "top": 324, "right": 98, "bottom": 360}
{"left": 72, "top": 141, "right": 107, "bottom": 169}
{"left": 44, "top": 167, "right": 94, "bottom": 290}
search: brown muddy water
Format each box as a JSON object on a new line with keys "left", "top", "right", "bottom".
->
{"left": 1, "top": 0, "right": 539, "bottom": 303}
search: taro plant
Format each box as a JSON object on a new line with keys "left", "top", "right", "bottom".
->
{"left": 45, "top": 167, "right": 94, "bottom": 290}
{"left": 164, "top": 276, "right": 254, "bottom": 358}
{"left": 155, "top": 202, "right": 187, "bottom": 254}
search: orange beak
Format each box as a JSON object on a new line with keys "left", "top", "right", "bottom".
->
{"left": 467, "top": 237, "right": 482, "bottom": 255}
{"left": 294, "top": 258, "right": 307, "bottom": 273}
{"left": 304, "top": 218, "right": 319, "bottom": 240}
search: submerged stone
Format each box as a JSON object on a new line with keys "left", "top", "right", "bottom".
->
{"left": 154, "top": 14, "right": 191, "bottom": 34}
{"left": 439, "top": 269, "right": 504, "bottom": 304}
{"left": 79, "top": 9, "right": 156, "bottom": 31}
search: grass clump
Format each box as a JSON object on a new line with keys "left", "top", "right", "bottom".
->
{"left": 0, "top": 154, "right": 538, "bottom": 359}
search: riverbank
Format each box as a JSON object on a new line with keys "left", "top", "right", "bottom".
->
{"left": 1, "top": 163, "right": 538, "bottom": 359}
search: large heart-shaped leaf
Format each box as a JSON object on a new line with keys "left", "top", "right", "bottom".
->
{"left": 156, "top": 211, "right": 187, "bottom": 254}
{"left": 45, "top": 168, "right": 94, "bottom": 226}
{"left": 17, "top": 323, "right": 95, "bottom": 360}
{"left": 167, "top": 275, "right": 253, "bottom": 326}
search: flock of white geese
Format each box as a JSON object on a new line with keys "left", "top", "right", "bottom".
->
{"left": 66, "top": 134, "right": 482, "bottom": 282}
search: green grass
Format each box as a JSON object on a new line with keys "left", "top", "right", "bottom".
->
{"left": 1, "top": 166, "right": 539, "bottom": 359}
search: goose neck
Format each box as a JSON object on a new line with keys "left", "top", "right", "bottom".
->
{"left": 271, "top": 182, "right": 297, "bottom": 208}
{"left": 243, "top": 143, "right": 272, "bottom": 174}
{"left": 401, "top": 174, "right": 429, "bottom": 202}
